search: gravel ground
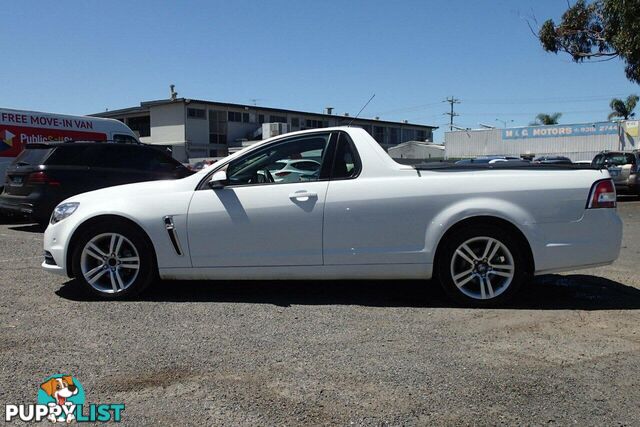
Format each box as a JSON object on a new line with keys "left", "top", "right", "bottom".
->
{"left": 1, "top": 200, "right": 639, "bottom": 426}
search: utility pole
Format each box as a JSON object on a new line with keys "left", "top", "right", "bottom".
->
{"left": 443, "top": 96, "right": 460, "bottom": 131}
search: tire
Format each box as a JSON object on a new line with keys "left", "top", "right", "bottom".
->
{"left": 436, "top": 224, "right": 529, "bottom": 307}
{"left": 71, "top": 221, "right": 156, "bottom": 300}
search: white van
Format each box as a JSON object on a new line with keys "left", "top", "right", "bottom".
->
{"left": 0, "top": 108, "right": 138, "bottom": 184}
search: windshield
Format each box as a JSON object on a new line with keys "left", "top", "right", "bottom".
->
{"left": 592, "top": 153, "right": 636, "bottom": 167}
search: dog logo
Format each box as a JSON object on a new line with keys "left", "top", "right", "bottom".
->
{"left": 5, "top": 374, "right": 124, "bottom": 423}
{"left": 38, "top": 375, "right": 85, "bottom": 423}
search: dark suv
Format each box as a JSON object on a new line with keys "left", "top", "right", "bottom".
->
{"left": 592, "top": 151, "right": 639, "bottom": 196}
{"left": 0, "top": 142, "right": 193, "bottom": 224}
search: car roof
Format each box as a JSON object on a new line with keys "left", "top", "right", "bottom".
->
{"left": 25, "top": 142, "right": 146, "bottom": 149}
{"left": 598, "top": 150, "right": 639, "bottom": 155}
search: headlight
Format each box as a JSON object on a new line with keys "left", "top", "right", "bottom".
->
{"left": 50, "top": 202, "right": 79, "bottom": 224}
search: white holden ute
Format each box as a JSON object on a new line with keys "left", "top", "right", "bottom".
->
{"left": 42, "top": 127, "right": 622, "bottom": 306}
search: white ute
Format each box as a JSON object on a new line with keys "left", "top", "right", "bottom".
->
{"left": 42, "top": 126, "right": 623, "bottom": 306}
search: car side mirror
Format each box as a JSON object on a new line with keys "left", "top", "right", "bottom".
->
{"left": 208, "top": 170, "right": 228, "bottom": 189}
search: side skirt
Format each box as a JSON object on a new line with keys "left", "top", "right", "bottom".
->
{"left": 159, "top": 263, "right": 433, "bottom": 281}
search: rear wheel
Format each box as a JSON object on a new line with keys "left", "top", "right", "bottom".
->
{"left": 72, "top": 221, "right": 155, "bottom": 299}
{"left": 437, "top": 225, "right": 528, "bottom": 307}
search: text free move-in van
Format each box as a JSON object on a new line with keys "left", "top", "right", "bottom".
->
{"left": 0, "top": 108, "right": 139, "bottom": 183}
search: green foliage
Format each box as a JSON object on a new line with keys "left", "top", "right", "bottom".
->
{"left": 608, "top": 94, "right": 639, "bottom": 119}
{"left": 531, "top": 113, "right": 562, "bottom": 126}
{"left": 538, "top": 0, "right": 640, "bottom": 84}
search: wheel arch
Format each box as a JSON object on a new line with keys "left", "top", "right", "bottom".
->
{"left": 433, "top": 215, "right": 535, "bottom": 278}
{"left": 66, "top": 214, "right": 158, "bottom": 278}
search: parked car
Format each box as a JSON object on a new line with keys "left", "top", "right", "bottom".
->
{"left": 0, "top": 142, "right": 193, "bottom": 224}
{"left": 591, "top": 151, "right": 639, "bottom": 195}
{"left": 455, "top": 156, "right": 524, "bottom": 165}
{"left": 533, "top": 155, "right": 573, "bottom": 165}
{"left": 267, "top": 159, "right": 322, "bottom": 182}
{"left": 0, "top": 108, "right": 139, "bottom": 188}
{"left": 42, "top": 127, "right": 621, "bottom": 306}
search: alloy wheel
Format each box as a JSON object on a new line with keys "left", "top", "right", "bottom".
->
{"left": 80, "top": 233, "right": 140, "bottom": 294}
{"left": 449, "top": 236, "right": 515, "bottom": 300}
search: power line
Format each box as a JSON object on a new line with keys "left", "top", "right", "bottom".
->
{"left": 372, "top": 93, "right": 628, "bottom": 118}
{"left": 464, "top": 94, "right": 629, "bottom": 105}
{"left": 443, "top": 96, "right": 461, "bottom": 131}
{"left": 372, "top": 101, "right": 443, "bottom": 116}
{"left": 470, "top": 109, "right": 610, "bottom": 117}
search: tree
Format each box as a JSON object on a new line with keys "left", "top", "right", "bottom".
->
{"left": 531, "top": 113, "right": 562, "bottom": 126}
{"left": 537, "top": 0, "right": 640, "bottom": 84}
{"left": 608, "top": 94, "right": 639, "bottom": 120}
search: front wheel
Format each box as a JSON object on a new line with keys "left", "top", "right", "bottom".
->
{"left": 71, "top": 222, "right": 156, "bottom": 299}
{"left": 436, "top": 225, "right": 529, "bottom": 307}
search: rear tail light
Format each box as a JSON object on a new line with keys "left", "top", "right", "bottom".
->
{"left": 587, "top": 179, "right": 616, "bottom": 209}
{"left": 27, "top": 171, "right": 60, "bottom": 186}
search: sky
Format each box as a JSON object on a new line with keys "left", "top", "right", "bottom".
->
{"left": 1, "top": 0, "right": 638, "bottom": 142}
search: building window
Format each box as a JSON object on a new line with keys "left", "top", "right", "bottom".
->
{"left": 389, "top": 127, "right": 399, "bottom": 145}
{"left": 187, "top": 108, "right": 206, "bottom": 119}
{"left": 291, "top": 118, "right": 300, "bottom": 128}
{"left": 416, "top": 130, "right": 426, "bottom": 141}
{"left": 209, "top": 110, "right": 228, "bottom": 145}
{"left": 270, "top": 115, "right": 287, "bottom": 123}
{"left": 403, "top": 129, "right": 415, "bottom": 141}
{"left": 373, "top": 126, "right": 385, "bottom": 143}
{"left": 258, "top": 114, "right": 265, "bottom": 124}
{"left": 242, "top": 112, "right": 250, "bottom": 123}
{"left": 228, "top": 111, "right": 242, "bottom": 122}
{"left": 305, "top": 119, "right": 327, "bottom": 128}
{"left": 126, "top": 116, "right": 151, "bottom": 137}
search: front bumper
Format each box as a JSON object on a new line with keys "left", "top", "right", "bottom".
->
{"left": 42, "top": 217, "right": 77, "bottom": 278}
{"left": 41, "top": 260, "right": 66, "bottom": 276}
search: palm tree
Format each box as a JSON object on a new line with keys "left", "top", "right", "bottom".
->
{"left": 530, "top": 113, "right": 562, "bottom": 126}
{"left": 608, "top": 94, "right": 638, "bottom": 120}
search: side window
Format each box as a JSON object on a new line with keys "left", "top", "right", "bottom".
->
{"left": 226, "top": 134, "right": 330, "bottom": 185}
{"left": 331, "top": 133, "right": 361, "bottom": 179}
{"left": 44, "top": 146, "right": 90, "bottom": 166}
{"left": 592, "top": 154, "right": 605, "bottom": 167}
{"left": 295, "top": 161, "right": 321, "bottom": 171}
{"left": 113, "top": 134, "right": 138, "bottom": 144}
{"left": 89, "top": 146, "right": 140, "bottom": 170}
{"left": 143, "top": 148, "right": 182, "bottom": 172}
{"left": 626, "top": 153, "right": 636, "bottom": 165}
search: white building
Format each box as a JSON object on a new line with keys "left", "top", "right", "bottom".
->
{"left": 445, "top": 120, "right": 639, "bottom": 161}
{"left": 387, "top": 141, "right": 445, "bottom": 162}
{"left": 94, "top": 98, "right": 437, "bottom": 162}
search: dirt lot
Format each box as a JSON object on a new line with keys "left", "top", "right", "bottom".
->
{"left": 1, "top": 200, "right": 639, "bottom": 425}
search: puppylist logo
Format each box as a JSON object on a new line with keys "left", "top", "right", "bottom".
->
{"left": 5, "top": 374, "right": 125, "bottom": 423}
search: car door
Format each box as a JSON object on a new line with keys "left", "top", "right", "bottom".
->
{"left": 322, "top": 132, "right": 428, "bottom": 265}
{"left": 187, "top": 132, "right": 333, "bottom": 267}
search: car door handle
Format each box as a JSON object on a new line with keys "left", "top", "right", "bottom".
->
{"left": 289, "top": 191, "right": 317, "bottom": 201}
